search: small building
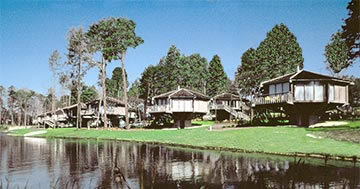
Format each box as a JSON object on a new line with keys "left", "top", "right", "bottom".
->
{"left": 253, "top": 69, "right": 354, "bottom": 126}
{"left": 81, "top": 97, "right": 126, "bottom": 127}
{"left": 149, "top": 88, "right": 210, "bottom": 128}
{"left": 210, "top": 93, "right": 250, "bottom": 121}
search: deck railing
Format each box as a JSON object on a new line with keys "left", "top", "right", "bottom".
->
{"left": 254, "top": 93, "right": 293, "bottom": 105}
{"left": 148, "top": 105, "right": 169, "bottom": 113}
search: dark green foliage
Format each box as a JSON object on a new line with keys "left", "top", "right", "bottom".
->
{"left": 140, "top": 45, "right": 208, "bottom": 99}
{"left": 106, "top": 67, "right": 128, "bottom": 99}
{"left": 350, "top": 77, "right": 360, "bottom": 107}
{"left": 256, "top": 23, "right": 304, "bottom": 81}
{"left": 139, "top": 65, "right": 160, "bottom": 101}
{"left": 158, "top": 45, "right": 181, "bottom": 93}
{"left": 182, "top": 54, "right": 208, "bottom": 92}
{"left": 235, "top": 48, "right": 259, "bottom": 96}
{"left": 341, "top": 0, "right": 360, "bottom": 61}
{"left": 206, "top": 55, "right": 228, "bottom": 97}
{"left": 325, "top": 32, "right": 351, "bottom": 74}
{"left": 71, "top": 84, "right": 98, "bottom": 103}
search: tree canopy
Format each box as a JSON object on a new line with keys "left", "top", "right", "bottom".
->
{"left": 235, "top": 48, "right": 259, "bottom": 97}
{"left": 325, "top": 31, "right": 351, "bottom": 74}
{"left": 341, "top": 0, "right": 360, "bottom": 62}
{"left": 256, "top": 23, "right": 304, "bottom": 81}
{"left": 106, "top": 67, "right": 128, "bottom": 99}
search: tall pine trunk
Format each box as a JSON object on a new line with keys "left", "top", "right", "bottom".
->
{"left": 76, "top": 58, "right": 82, "bottom": 129}
{"left": 52, "top": 74, "right": 56, "bottom": 113}
{"left": 0, "top": 106, "right": 2, "bottom": 125}
{"left": 102, "top": 57, "right": 108, "bottom": 128}
{"left": 18, "top": 111, "right": 21, "bottom": 126}
{"left": 10, "top": 107, "right": 14, "bottom": 125}
{"left": 121, "top": 53, "right": 130, "bottom": 129}
{"left": 24, "top": 108, "right": 27, "bottom": 126}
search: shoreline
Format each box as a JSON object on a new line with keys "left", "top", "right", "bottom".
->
{"left": 5, "top": 126, "right": 360, "bottom": 163}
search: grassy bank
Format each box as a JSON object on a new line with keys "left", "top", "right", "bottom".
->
{"left": 0, "top": 125, "right": 8, "bottom": 131}
{"left": 8, "top": 120, "right": 360, "bottom": 161}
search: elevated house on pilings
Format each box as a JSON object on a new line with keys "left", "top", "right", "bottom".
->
{"left": 34, "top": 97, "right": 127, "bottom": 128}
{"left": 149, "top": 88, "right": 210, "bottom": 129}
{"left": 253, "top": 69, "right": 354, "bottom": 126}
{"left": 34, "top": 103, "right": 86, "bottom": 128}
{"left": 210, "top": 93, "right": 250, "bottom": 121}
{"left": 83, "top": 97, "right": 126, "bottom": 127}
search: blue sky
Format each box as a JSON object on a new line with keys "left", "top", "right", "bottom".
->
{"left": 0, "top": 0, "right": 358, "bottom": 95}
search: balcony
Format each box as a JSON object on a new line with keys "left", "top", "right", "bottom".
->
{"left": 148, "top": 105, "right": 170, "bottom": 113}
{"left": 254, "top": 93, "right": 293, "bottom": 105}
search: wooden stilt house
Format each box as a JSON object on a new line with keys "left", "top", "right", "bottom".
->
{"left": 253, "top": 69, "right": 354, "bottom": 126}
{"left": 149, "top": 87, "right": 210, "bottom": 128}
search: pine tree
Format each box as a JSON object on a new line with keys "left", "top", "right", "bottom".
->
{"left": 325, "top": 31, "right": 351, "bottom": 75}
{"left": 256, "top": 23, "right": 304, "bottom": 81}
{"left": 235, "top": 48, "right": 260, "bottom": 97}
{"left": 206, "top": 55, "right": 228, "bottom": 97}
{"left": 341, "top": 0, "right": 360, "bottom": 62}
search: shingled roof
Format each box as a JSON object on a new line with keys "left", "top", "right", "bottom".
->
{"left": 153, "top": 88, "right": 210, "bottom": 100}
{"left": 261, "top": 70, "right": 353, "bottom": 86}
{"left": 213, "top": 93, "right": 241, "bottom": 100}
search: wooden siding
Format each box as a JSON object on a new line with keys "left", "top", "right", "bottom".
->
{"left": 149, "top": 99, "right": 208, "bottom": 114}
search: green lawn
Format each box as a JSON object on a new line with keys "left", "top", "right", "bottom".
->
{"left": 8, "top": 121, "right": 360, "bottom": 160}
{"left": 308, "top": 120, "right": 360, "bottom": 143}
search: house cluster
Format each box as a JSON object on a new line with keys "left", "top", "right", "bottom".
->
{"left": 35, "top": 69, "right": 353, "bottom": 128}
{"left": 34, "top": 97, "right": 135, "bottom": 128}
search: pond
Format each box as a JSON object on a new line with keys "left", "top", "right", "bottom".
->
{"left": 0, "top": 133, "right": 359, "bottom": 188}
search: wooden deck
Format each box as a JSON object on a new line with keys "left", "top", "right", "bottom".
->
{"left": 254, "top": 93, "right": 293, "bottom": 105}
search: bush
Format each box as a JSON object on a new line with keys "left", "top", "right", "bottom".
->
{"left": 0, "top": 125, "right": 8, "bottom": 131}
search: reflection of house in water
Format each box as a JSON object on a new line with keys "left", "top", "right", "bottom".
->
{"left": 148, "top": 87, "right": 210, "bottom": 128}
{"left": 253, "top": 69, "right": 354, "bottom": 126}
{"left": 210, "top": 92, "right": 250, "bottom": 121}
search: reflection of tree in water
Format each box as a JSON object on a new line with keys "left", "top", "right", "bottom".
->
{"left": 1, "top": 135, "right": 359, "bottom": 188}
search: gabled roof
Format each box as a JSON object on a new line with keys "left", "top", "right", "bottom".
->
{"left": 87, "top": 97, "right": 126, "bottom": 106}
{"left": 261, "top": 69, "right": 354, "bottom": 86}
{"left": 153, "top": 88, "right": 210, "bottom": 100}
{"left": 213, "top": 92, "right": 241, "bottom": 100}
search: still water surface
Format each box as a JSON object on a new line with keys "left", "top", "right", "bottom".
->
{"left": 0, "top": 133, "right": 359, "bottom": 189}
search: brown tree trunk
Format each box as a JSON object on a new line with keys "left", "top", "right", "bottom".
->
{"left": 11, "top": 107, "right": 14, "bottom": 125}
{"left": 121, "top": 53, "right": 130, "bottom": 129}
{"left": 24, "top": 108, "right": 27, "bottom": 126}
{"left": 52, "top": 74, "right": 56, "bottom": 113}
{"left": 102, "top": 57, "right": 108, "bottom": 128}
{"left": 18, "top": 111, "right": 21, "bottom": 126}
{"left": 76, "top": 58, "right": 82, "bottom": 129}
{"left": 0, "top": 106, "right": 2, "bottom": 125}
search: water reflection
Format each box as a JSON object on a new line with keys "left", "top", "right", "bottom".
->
{"left": 0, "top": 133, "right": 359, "bottom": 188}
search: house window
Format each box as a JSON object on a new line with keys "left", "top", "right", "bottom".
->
{"left": 283, "top": 83, "right": 289, "bottom": 93}
{"left": 269, "top": 85, "right": 275, "bottom": 95}
{"left": 314, "top": 83, "right": 324, "bottom": 101}
{"left": 295, "top": 85, "right": 305, "bottom": 101}
{"left": 329, "top": 85, "right": 334, "bottom": 101}
{"left": 305, "top": 82, "right": 314, "bottom": 101}
{"left": 276, "top": 83, "right": 282, "bottom": 94}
